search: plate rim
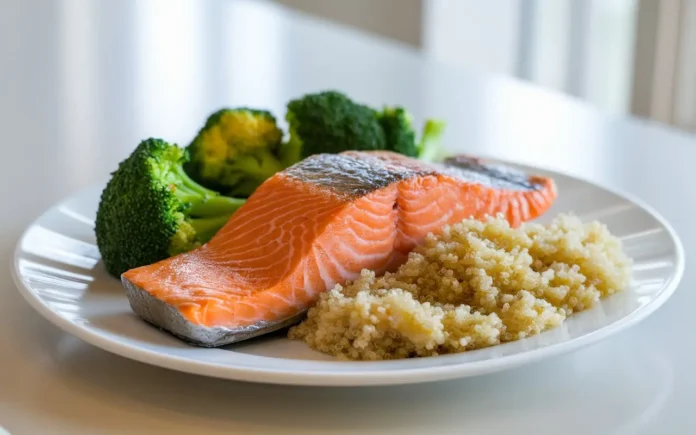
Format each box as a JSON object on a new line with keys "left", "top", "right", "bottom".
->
{"left": 10, "top": 157, "right": 686, "bottom": 386}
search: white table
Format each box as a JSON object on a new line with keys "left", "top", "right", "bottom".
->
{"left": 1, "top": 0, "right": 694, "bottom": 433}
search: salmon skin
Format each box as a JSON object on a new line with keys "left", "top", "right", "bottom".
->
{"left": 122, "top": 151, "right": 557, "bottom": 347}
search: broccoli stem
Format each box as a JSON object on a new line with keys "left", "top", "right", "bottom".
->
{"left": 173, "top": 163, "right": 220, "bottom": 197}
{"left": 188, "top": 215, "right": 236, "bottom": 243}
{"left": 418, "top": 119, "right": 447, "bottom": 162}
{"left": 185, "top": 195, "right": 246, "bottom": 217}
{"left": 170, "top": 163, "right": 246, "bottom": 217}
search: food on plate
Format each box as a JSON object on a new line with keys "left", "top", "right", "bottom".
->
{"left": 416, "top": 119, "right": 448, "bottom": 162}
{"left": 120, "top": 150, "right": 557, "bottom": 347}
{"left": 284, "top": 91, "right": 444, "bottom": 163}
{"left": 378, "top": 107, "right": 446, "bottom": 161}
{"left": 284, "top": 90, "right": 387, "bottom": 162}
{"left": 288, "top": 213, "right": 632, "bottom": 360}
{"left": 95, "top": 90, "right": 447, "bottom": 275}
{"left": 184, "top": 108, "right": 286, "bottom": 197}
{"left": 94, "top": 138, "right": 246, "bottom": 277}
{"left": 91, "top": 90, "right": 637, "bottom": 359}
{"left": 377, "top": 107, "right": 417, "bottom": 157}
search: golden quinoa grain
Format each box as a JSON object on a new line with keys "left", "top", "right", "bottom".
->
{"left": 288, "top": 213, "right": 633, "bottom": 361}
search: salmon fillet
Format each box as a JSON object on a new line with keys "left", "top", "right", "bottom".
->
{"left": 122, "top": 151, "right": 557, "bottom": 346}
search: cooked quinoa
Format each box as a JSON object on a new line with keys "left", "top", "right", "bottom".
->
{"left": 288, "top": 213, "right": 633, "bottom": 360}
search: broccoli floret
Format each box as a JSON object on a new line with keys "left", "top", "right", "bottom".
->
{"left": 378, "top": 106, "right": 447, "bottom": 161}
{"left": 184, "top": 108, "right": 286, "bottom": 197}
{"left": 283, "top": 90, "right": 387, "bottom": 164}
{"left": 95, "top": 138, "right": 245, "bottom": 277}
{"left": 378, "top": 107, "right": 418, "bottom": 157}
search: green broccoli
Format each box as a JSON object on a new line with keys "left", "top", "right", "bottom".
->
{"left": 378, "top": 106, "right": 447, "bottom": 160}
{"left": 184, "top": 108, "right": 286, "bottom": 197}
{"left": 378, "top": 107, "right": 418, "bottom": 157}
{"left": 283, "top": 90, "right": 387, "bottom": 164}
{"left": 183, "top": 94, "right": 447, "bottom": 200}
{"left": 95, "top": 138, "right": 245, "bottom": 277}
{"left": 417, "top": 118, "right": 447, "bottom": 162}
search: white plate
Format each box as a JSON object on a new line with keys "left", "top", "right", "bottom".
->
{"left": 11, "top": 161, "right": 684, "bottom": 387}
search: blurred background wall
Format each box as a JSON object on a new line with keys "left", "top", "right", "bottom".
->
{"left": 273, "top": 0, "right": 696, "bottom": 133}
{"left": 274, "top": 0, "right": 423, "bottom": 47}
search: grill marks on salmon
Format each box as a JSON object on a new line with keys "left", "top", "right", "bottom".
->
{"left": 121, "top": 151, "right": 557, "bottom": 347}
